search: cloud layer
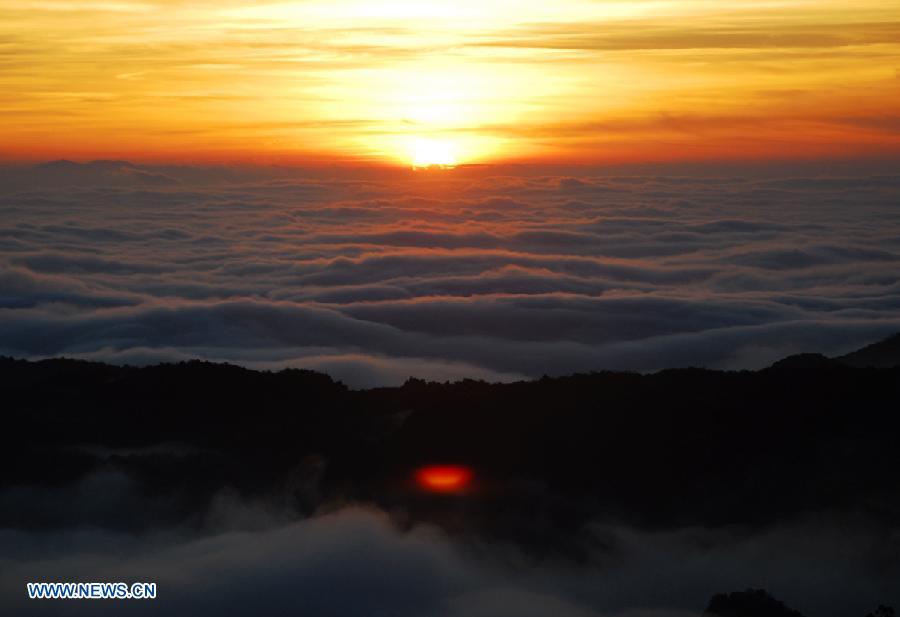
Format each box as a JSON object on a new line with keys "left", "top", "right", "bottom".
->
{"left": 2, "top": 497, "right": 898, "bottom": 617}
{"left": 3, "top": 163, "right": 900, "bottom": 386}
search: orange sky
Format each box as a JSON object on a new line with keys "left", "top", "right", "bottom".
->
{"left": 2, "top": 0, "right": 900, "bottom": 165}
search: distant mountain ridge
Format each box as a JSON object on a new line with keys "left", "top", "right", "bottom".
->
{"left": 770, "top": 332, "right": 900, "bottom": 369}
{"left": 0, "top": 158, "right": 181, "bottom": 188}
{"left": 3, "top": 330, "right": 900, "bottom": 547}
{"left": 835, "top": 333, "right": 900, "bottom": 368}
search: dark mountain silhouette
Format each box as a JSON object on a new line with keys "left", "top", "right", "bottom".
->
{"left": 703, "top": 589, "right": 895, "bottom": 617}
{"left": 766, "top": 352, "right": 842, "bottom": 370}
{"left": 3, "top": 333, "right": 900, "bottom": 558}
{"left": 767, "top": 333, "right": 900, "bottom": 370}
{"left": 835, "top": 333, "right": 900, "bottom": 368}
{"left": 705, "top": 590, "right": 804, "bottom": 617}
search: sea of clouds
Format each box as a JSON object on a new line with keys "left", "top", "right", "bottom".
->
{"left": 3, "top": 162, "right": 900, "bottom": 616}
{"left": 2, "top": 162, "right": 900, "bottom": 386}
{"left": 2, "top": 478, "right": 897, "bottom": 617}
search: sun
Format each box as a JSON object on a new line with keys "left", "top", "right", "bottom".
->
{"left": 409, "top": 137, "right": 458, "bottom": 169}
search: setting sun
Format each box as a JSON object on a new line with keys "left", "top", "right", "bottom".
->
{"left": 409, "top": 138, "right": 459, "bottom": 169}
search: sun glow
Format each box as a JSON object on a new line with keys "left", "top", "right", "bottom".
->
{"left": 4, "top": 0, "right": 900, "bottom": 163}
{"left": 409, "top": 137, "right": 458, "bottom": 169}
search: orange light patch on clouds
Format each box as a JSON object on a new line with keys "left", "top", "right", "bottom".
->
{"left": 415, "top": 465, "right": 474, "bottom": 493}
{"left": 2, "top": 0, "right": 900, "bottom": 164}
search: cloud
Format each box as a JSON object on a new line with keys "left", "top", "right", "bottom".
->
{"left": 473, "top": 21, "right": 900, "bottom": 52}
{"left": 2, "top": 165, "right": 900, "bottom": 385}
{"left": 0, "top": 501, "right": 897, "bottom": 617}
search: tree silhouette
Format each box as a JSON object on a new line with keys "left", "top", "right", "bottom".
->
{"left": 865, "top": 606, "right": 896, "bottom": 617}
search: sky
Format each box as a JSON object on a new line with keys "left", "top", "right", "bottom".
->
{"left": 2, "top": 0, "right": 900, "bottom": 165}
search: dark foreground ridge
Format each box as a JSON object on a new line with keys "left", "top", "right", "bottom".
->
{"left": 3, "top": 334, "right": 900, "bottom": 555}
{"left": 704, "top": 590, "right": 893, "bottom": 617}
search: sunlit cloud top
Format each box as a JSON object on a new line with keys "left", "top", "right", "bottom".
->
{"left": 2, "top": 0, "right": 899, "bottom": 164}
